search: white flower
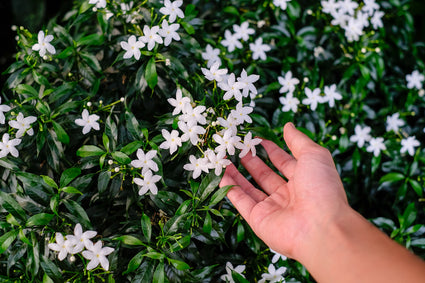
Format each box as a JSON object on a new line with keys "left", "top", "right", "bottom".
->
{"left": 371, "top": 10, "right": 384, "bottom": 30}
{"left": 88, "top": 0, "right": 106, "bottom": 8}
{"left": 158, "top": 20, "right": 180, "bottom": 46}
{"left": 273, "top": 0, "right": 291, "bottom": 10}
{"left": 178, "top": 121, "right": 206, "bottom": 145}
{"left": 278, "top": 71, "right": 300, "bottom": 94}
{"left": 344, "top": 17, "right": 364, "bottom": 42}
{"left": 159, "top": 0, "right": 184, "bottom": 23}
{"left": 9, "top": 112, "right": 37, "bottom": 138}
{"left": 386, "top": 113, "right": 405, "bottom": 132}
{"left": 179, "top": 104, "right": 207, "bottom": 125}
{"left": 236, "top": 132, "right": 262, "bottom": 158}
{"left": 220, "top": 261, "right": 246, "bottom": 283}
{"left": 302, "top": 87, "right": 323, "bottom": 111}
{"left": 321, "top": 0, "right": 340, "bottom": 14}
{"left": 0, "top": 134, "right": 21, "bottom": 158}
{"left": 279, "top": 92, "right": 300, "bottom": 113}
{"left": 0, "top": 98, "right": 11, "bottom": 124}
{"left": 32, "top": 31, "right": 56, "bottom": 57}
{"left": 120, "top": 1, "right": 135, "bottom": 22}
{"left": 168, "top": 89, "right": 191, "bottom": 116}
{"left": 233, "top": 22, "right": 255, "bottom": 41}
{"left": 139, "top": 25, "right": 163, "bottom": 51}
{"left": 131, "top": 149, "right": 159, "bottom": 174}
{"left": 400, "top": 136, "right": 420, "bottom": 156}
{"left": 120, "top": 35, "right": 145, "bottom": 60}
{"left": 202, "top": 44, "right": 221, "bottom": 68}
{"left": 201, "top": 61, "right": 228, "bottom": 82}
{"left": 230, "top": 102, "right": 253, "bottom": 125}
{"left": 205, "top": 149, "right": 231, "bottom": 176}
{"left": 159, "top": 129, "right": 182, "bottom": 155}
{"left": 219, "top": 73, "right": 245, "bottom": 101}
{"left": 350, "top": 125, "right": 372, "bottom": 148}
{"left": 75, "top": 109, "right": 100, "bottom": 135}
{"left": 330, "top": 10, "right": 350, "bottom": 27}
{"left": 406, "top": 70, "right": 425, "bottom": 90}
{"left": 270, "top": 248, "right": 287, "bottom": 263}
{"left": 213, "top": 129, "right": 242, "bottom": 156}
{"left": 237, "top": 69, "right": 260, "bottom": 98}
{"left": 134, "top": 170, "right": 162, "bottom": 195}
{"left": 362, "top": 0, "right": 380, "bottom": 16}
{"left": 249, "top": 37, "right": 271, "bottom": 61}
{"left": 183, "top": 155, "right": 210, "bottom": 179}
{"left": 338, "top": 0, "right": 358, "bottom": 16}
{"left": 221, "top": 30, "right": 243, "bottom": 52}
{"left": 82, "top": 241, "right": 114, "bottom": 271}
{"left": 48, "top": 233, "right": 74, "bottom": 261}
{"left": 66, "top": 223, "right": 97, "bottom": 254}
{"left": 323, "top": 84, "right": 342, "bottom": 107}
{"left": 216, "top": 116, "right": 238, "bottom": 136}
{"left": 366, "top": 137, "right": 386, "bottom": 157}
{"left": 258, "top": 264, "right": 287, "bottom": 283}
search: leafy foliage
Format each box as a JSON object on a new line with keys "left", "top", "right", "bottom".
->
{"left": 1, "top": 0, "right": 425, "bottom": 282}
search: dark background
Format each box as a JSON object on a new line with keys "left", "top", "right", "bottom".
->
{"left": 1, "top": 0, "right": 425, "bottom": 87}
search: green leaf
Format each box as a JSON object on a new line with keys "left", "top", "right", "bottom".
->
{"left": 61, "top": 187, "right": 83, "bottom": 195}
{"left": 121, "top": 140, "right": 144, "bottom": 156}
{"left": 202, "top": 212, "right": 212, "bottom": 234}
{"left": 400, "top": 203, "right": 417, "bottom": 230}
{"left": 124, "top": 251, "right": 145, "bottom": 274}
{"left": 113, "top": 235, "right": 144, "bottom": 246}
{"left": 153, "top": 261, "right": 165, "bottom": 283}
{"left": 0, "top": 230, "right": 18, "bottom": 254}
{"left": 231, "top": 270, "right": 250, "bottom": 283}
{"left": 237, "top": 221, "right": 245, "bottom": 243}
{"left": 15, "top": 84, "right": 39, "bottom": 97}
{"left": 144, "top": 252, "right": 165, "bottom": 260}
{"left": 141, "top": 213, "right": 152, "bottom": 243}
{"left": 63, "top": 199, "right": 92, "bottom": 228}
{"left": 77, "top": 33, "right": 105, "bottom": 46}
{"left": 97, "top": 170, "right": 111, "bottom": 194}
{"left": 26, "top": 213, "right": 54, "bottom": 227}
{"left": 408, "top": 179, "right": 423, "bottom": 197}
{"left": 198, "top": 172, "right": 222, "bottom": 203}
{"left": 103, "top": 133, "right": 110, "bottom": 152}
{"left": 76, "top": 145, "right": 106, "bottom": 157}
{"left": 60, "top": 167, "right": 81, "bottom": 188}
{"left": 52, "top": 121, "right": 70, "bottom": 144}
{"left": 145, "top": 57, "right": 158, "bottom": 90}
{"left": 41, "top": 175, "right": 58, "bottom": 190}
{"left": 223, "top": 6, "right": 239, "bottom": 16}
{"left": 0, "top": 191, "right": 27, "bottom": 224}
{"left": 36, "top": 101, "right": 51, "bottom": 116}
{"left": 180, "top": 21, "right": 195, "bottom": 35}
{"left": 168, "top": 258, "right": 190, "bottom": 271}
{"left": 80, "top": 52, "right": 102, "bottom": 73}
{"left": 40, "top": 256, "right": 62, "bottom": 281}
{"left": 380, "top": 172, "right": 405, "bottom": 183}
{"left": 209, "top": 185, "right": 233, "bottom": 206}
{"left": 111, "top": 151, "right": 131, "bottom": 164}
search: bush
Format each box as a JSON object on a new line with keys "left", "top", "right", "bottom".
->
{"left": 1, "top": 0, "right": 424, "bottom": 282}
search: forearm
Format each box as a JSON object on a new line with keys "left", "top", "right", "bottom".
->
{"left": 298, "top": 208, "right": 425, "bottom": 283}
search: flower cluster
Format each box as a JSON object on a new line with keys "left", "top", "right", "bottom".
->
{"left": 119, "top": 0, "right": 182, "bottom": 58}
{"left": 321, "top": 0, "right": 384, "bottom": 41}
{"left": 278, "top": 71, "right": 342, "bottom": 113}
{"left": 159, "top": 64, "right": 262, "bottom": 179}
{"left": 0, "top": 102, "right": 36, "bottom": 159}
{"left": 48, "top": 223, "right": 114, "bottom": 271}
{"left": 131, "top": 149, "right": 162, "bottom": 195}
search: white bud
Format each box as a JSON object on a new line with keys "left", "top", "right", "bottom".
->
{"left": 114, "top": 167, "right": 120, "bottom": 172}
{"left": 339, "top": 127, "right": 347, "bottom": 135}
{"left": 331, "top": 135, "right": 337, "bottom": 141}
{"left": 361, "top": 48, "right": 367, "bottom": 53}
{"left": 43, "top": 55, "right": 48, "bottom": 60}
{"left": 165, "top": 58, "right": 171, "bottom": 66}
{"left": 375, "top": 47, "right": 381, "bottom": 53}
{"left": 419, "top": 89, "right": 425, "bottom": 97}
{"left": 11, "top": 25, "right": 17, "bottom": 31}
{"left": 69, "top": 255, "right": 76, "bottom": 262}
{"left": 303, "top": 77, "right": 309, "bottom": 83}
{"left": 120, "top": 97, "right": 125, "bottom": 102}
{"left": 307, "top": 9, "right": 313, "bottom": 15}
{"left": 99, "top": 100, "right": 103, "bottom": 104}
{"left": 212, "top": 121, "right": 217, "bottom": 127}
{"left": 15, "top": 36, "right": 19, "bottom": 41}
{"left": 257, "top": 20, "right": 266, "bottom": 28}
{"left": 108, "top": 160, "right": 113, "bottom": 165}
{"left": 92, "top": 7, "right": 98, "bottom": 12}
{"left": 87, "top": 102, "right": 92, "bottom": 107}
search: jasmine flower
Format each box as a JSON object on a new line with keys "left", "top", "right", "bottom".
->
{"left": 75, "top": 109, "right": 100, "bottom": 135}
{"left": 201, "top": 61, "right": 228, "bottom": 82}
{"left": 82, "top": 241, "right": 114, "bottom": 271}
{"left": 131, "top": 149, "right": 159, "bottom": 174}
{"left": 233, "top": 22, "right": 255, "bottom": 41}
{"left": 120, "top": 35, "right": 145, "bottom": 60}
{"left": 278, "top": 71, "right": 300, "bottom": 94}
{"left": 0, "top": 133, "right": 21, "bottom": 158}
{"left": 302, "top": 87, "right": 324, "bottom": 111}
{"left": 350, "top": 125, "right": 372, "bottom": 148}
{"left": 66, "top": 223, "right": 97, "bottom": 254}
{"left": 249, "top": 37, "right": 271, "bottom": 61}
{"left": 9, "top": 112, "right": 37, "bottom": 138}
{"left": 0, "top": 98, "right": 11, "bottom": 124}
{"left": 258, "top": 264, "right": 287, "bottom": 283}
{"left": 400, "top": 136, "right": 420, "bottom": 156}
{"left": 32, "top": 31, "right": 56, "bottom": 57}
{"left": 139, "top": 25, "right": 163, "bottom": 51}
{"left": 406, "top": 70, "right": 424, "bottom": 89}
{"left": 386, "top": 113, "right": 404, "bottom": 132}
{"left": 159, "top": 0, "right": 184, "bottom": 23}
{"left": 221, "top": 30, "right": 243, "bottom": 52}
{"left": 366, "top": 137, "right": 386, "bottom": 157}
{"left": 48, "top": 233, "right": 74, "bottom": 261}
{"left": 134, "top": 170, "right": 162, "bottom": 195}
{"left": 159, "top": 129, "right": 182, "bottom": 155}
{"left": 236, "top": 132, "right": 262, "bottom": 158}
{"left": 158, "top": 20, "right": 180, "bottom": 46}
{"left": 183, "top": 155, "right": 210, "bottom": 179}
{"left": 220, "top": 261, "right": 246, "bottom": 283}
{"left": 167, "top": 88, "right": 190, "bottom": 116}
{"left": 279, "top": 92, "right": 300, "bottom": 113}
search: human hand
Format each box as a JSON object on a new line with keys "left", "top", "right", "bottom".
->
{"left": 220, "top": 122, "right": 350, "bottom": 261}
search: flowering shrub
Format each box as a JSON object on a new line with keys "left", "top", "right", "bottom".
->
{"left": 1, "top": 0, "right": 424, "bottom": 282}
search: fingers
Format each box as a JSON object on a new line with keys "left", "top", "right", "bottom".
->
{"left": 240, "top": 151, "right": 288, "bottom": 195}
{"left": 261, "top": 139, "right": 297, "bottom": 180}
{"left": 220, "top": 163, "right": 267, "bottom": 219}
{"left": 283, "top": 122, "right": 325, "bottom": 160}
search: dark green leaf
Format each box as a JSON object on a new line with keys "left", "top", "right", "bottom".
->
{"left": 26, "top": 213, "right": 54, "bottom": 227}
{"left": 60, "top": 167, "right": 81, "bottom": 187}
{"left": 153, "top": 261, "right": 165, "bottom": 283}
{"left": 111, "top": 151, "right": 131, "bottom": 164}
{"left": 113, "top": 235, "right": 144, "bottom": 246}
{"left": 145, "top": 57, "right": 158, "bottom": 90}
{"left": 209, "top": 185, "right": 233, "bottom": 206}
{"left": 41, "top": 175, "right": 58, "bottom": 190}
{"left": 141, "top": 213, "right": 152, "bottom": 243}
{"left": 62, "top": 199, "right": 92, "bottom": 228}
{"left": 124, "top": 251, "right": 145, "bottom": 274}
{"left": 168, "top": 258, "right": 190, "bottom": 270}
{"left": 52, "top": 121, "right": 70, "bottom": 144}
{"left": 198, "top": 172, "right": 222, "bottom": 204}
{"left": 380, "top": 172, "right": 405, "bottom": 183}
{"left": 0, "top": 230, "right": 18, "bottom": 254}
{"left": 0, "top": 191, "right": 27, "bottom": 224}
{"left": 76, "top": 145, "right": 105, "bottom": 157}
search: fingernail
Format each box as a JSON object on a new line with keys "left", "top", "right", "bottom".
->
{"left": 286, "top": 122, "right": 295, "bottom": 128}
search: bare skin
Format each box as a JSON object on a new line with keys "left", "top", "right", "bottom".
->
{"left": 220, "top": 122, "right": 425, "bottom": 283}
